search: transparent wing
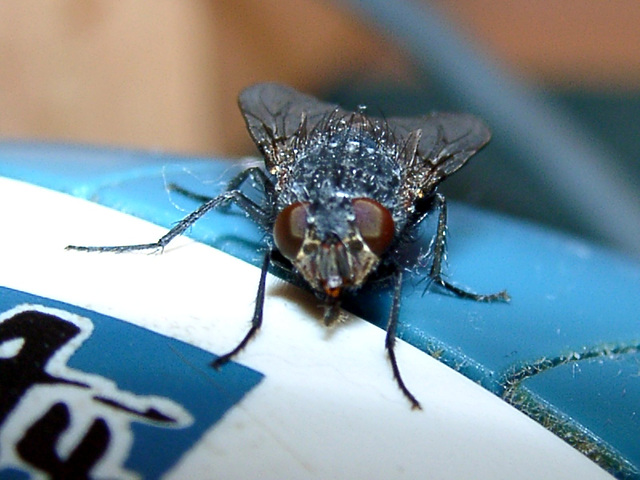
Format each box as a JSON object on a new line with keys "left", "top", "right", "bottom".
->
{"left": 238, "top": 83, "right": 491, "bottom": 192}
{"left": 388, "top": 113, "right": 491, "bottom": 190}
{"left": 238, "top": 83, "right": 347, "bottom": 167}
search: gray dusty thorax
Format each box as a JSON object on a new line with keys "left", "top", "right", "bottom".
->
{"left": 276, "top": 121, "right": 405, "bottom": 241}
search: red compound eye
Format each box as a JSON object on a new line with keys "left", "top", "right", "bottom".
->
{"left": 352, "top": 198, "right": 394, "bottom": 255}
{"left": 273, "top": 202, "right": 308, "bottom": 261}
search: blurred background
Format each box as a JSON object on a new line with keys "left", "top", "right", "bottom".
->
{"left": 1, "top": 1, "right": 639, "bottom": 258}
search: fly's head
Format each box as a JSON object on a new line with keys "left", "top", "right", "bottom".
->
{"left": 273, "top": 196, "right": 395, "bottom": 324}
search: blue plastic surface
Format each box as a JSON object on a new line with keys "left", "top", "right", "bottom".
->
{"left": 1, "top": 141, "right": 639, "bottom": 478}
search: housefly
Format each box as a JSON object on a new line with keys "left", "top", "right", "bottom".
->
{"left": 67, "top": 83, "right": 509, "bottom": 409}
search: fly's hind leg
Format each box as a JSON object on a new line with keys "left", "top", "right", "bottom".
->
{"left": 167, "top": 184, "right": 213, "bottom": 204}
{"left": 168, "top": 166, "right": 275, "bottom": 209}
{"left": 428, "top": 193, "right": 509, "bottom": 302}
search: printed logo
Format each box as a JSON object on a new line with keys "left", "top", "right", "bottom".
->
{"left": 0, "top": 289, "right": 263, "bottom": 479}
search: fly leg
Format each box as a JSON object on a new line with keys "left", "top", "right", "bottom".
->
{"left": 166, "top": 184, "right": 213, "bottom": 204}
{"left": 428, "top": 193, "right": 510, "bottom": 302}
{"left": 225, "top": 167, "right": 275, "bottom": 201}
{"left": 66, "top": 187, "right": 272, "bottom": 253}
{"left": 168, "top": 166, "right": 275, "bottom": 208}
{"left": 66, "top": 168, "right": 276, "bottom": 370}
{"left": 211, "top": 249, "right": 272, "bottom": 368}
{"left": 386, "top": 269, "right": 422, "bottom": 410}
